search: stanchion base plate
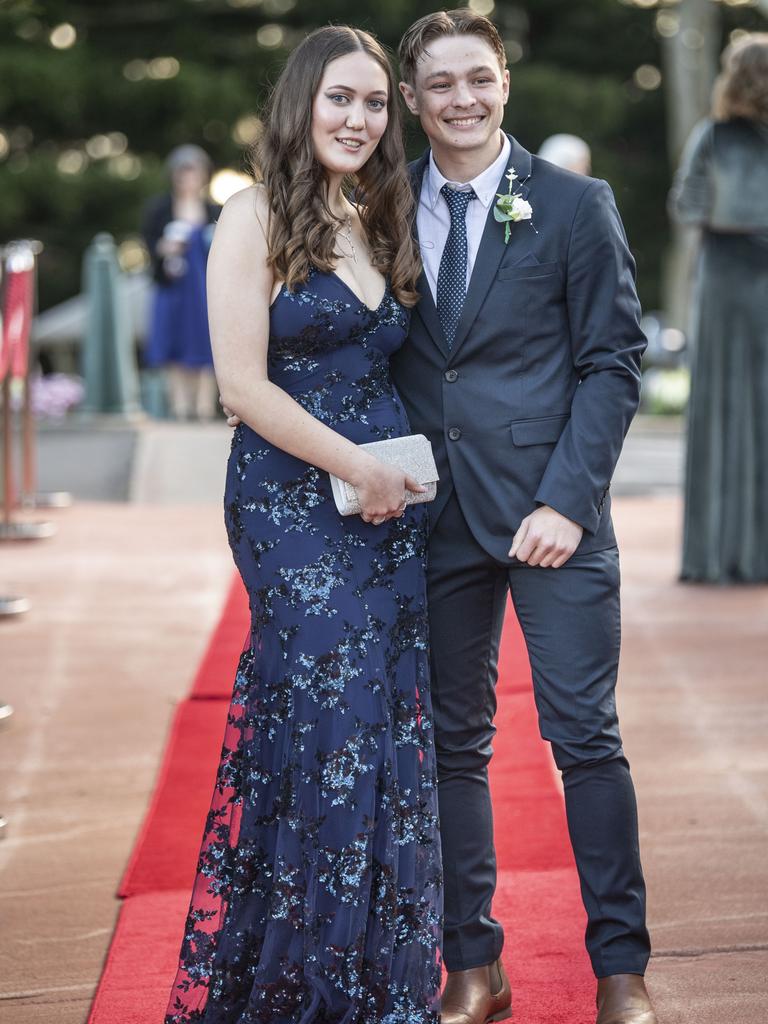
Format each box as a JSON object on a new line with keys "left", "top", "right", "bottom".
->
{"left": 0, "top": 520, "right": 57, "bottom": 541}
{"left": 22, "top": 491, "right": 73, "bottom": 509}
{"left": 0, "top": 596, "right": 30, "bottom": 617}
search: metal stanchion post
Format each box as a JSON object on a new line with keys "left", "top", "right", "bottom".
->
{"left": 0, "top": 696, "right": 12, "bottom": 839}
{"left": 1, "top": 253, "right": 23, "bottom": 843}
{"left": 17, "top": 240, "right": 72, "bottom": 509}
{"left": 0, "top": 240, "right": 55, "bottom": 542}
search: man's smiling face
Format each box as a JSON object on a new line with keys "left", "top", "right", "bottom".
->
{"left": 400, "top": 33, "right": 509, "bottom": 159}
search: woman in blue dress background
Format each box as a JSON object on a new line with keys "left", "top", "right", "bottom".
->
{"left": 165, "top": 26, "right": 442, "bottom": 1024}
{"left": 142, "top": 145, "right": 220, "bottom": 420}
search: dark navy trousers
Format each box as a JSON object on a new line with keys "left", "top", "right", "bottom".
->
{"left": 428, "top": 492, "right": 650, "bottom": 978}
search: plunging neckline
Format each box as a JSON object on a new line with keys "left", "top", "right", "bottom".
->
{"left": 328, "top": 270, "right": 388, "bottom": 314}
{"left": 269, "top": 269, "right": 390, "bottom": 314}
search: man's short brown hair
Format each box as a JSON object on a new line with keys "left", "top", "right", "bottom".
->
{"left": 398, "top": 8, "right": 507, "bottom": 85}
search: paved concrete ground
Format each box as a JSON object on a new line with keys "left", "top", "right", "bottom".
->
{"left": 615, "top": 498, "right": 768, "bottom": 1022}
{"left": 0, "top": 504, "right": 233, "bottom": 1023}
{"left": 1, "top": 419, "right": 766, "bottom": 1023}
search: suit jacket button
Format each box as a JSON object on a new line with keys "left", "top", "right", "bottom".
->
{"left": 448, "top": 427, "right": 462, "bottom": 441}
{"left": 444, "top": 369, "right": 458, "bottom": 382}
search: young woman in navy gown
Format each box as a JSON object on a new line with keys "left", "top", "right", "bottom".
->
{"left": 164, "top": 26, "right": 442, "bottom": 1024}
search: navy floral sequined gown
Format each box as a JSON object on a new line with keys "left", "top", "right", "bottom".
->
{"left": 165, "top": 269, "right": 442, "bottom": 1024}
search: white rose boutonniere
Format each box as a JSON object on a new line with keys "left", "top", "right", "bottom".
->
{"left": 494, "top": 167, "right": 533, "bottom": 243}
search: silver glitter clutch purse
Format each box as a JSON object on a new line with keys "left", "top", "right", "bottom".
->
{"left": 329, "top": 434, "right": 439, "bottom": 516}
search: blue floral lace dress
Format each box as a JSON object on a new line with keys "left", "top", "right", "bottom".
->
{"left": 165, "top": 269, "right": 442, "bottom": 1024}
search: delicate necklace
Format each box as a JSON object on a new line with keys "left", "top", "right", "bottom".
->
{"left": 339, "top": 213, "right": 358, "bottom": 264}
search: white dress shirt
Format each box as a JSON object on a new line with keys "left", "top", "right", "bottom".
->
{"left": 417, "top": 133, "right": 512, "bottom": 303}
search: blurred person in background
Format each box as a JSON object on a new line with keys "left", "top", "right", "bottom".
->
{"left": 668, "top": 33, "right": 768, "bottom": 584}
{"left": 141, "top": 144, "right": 220, "bottom": 420}
{"left": 538, "top": 132, "right": 592, "bottom": 175}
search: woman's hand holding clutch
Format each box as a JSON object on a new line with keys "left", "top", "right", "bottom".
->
{"left": 351, "top": 459, "right": 425, "bottom": 526}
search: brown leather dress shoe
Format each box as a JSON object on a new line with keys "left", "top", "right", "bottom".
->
{"left": 440, "top": 958, "right": 512, "bottom": 1024}
{"left": 596, "top": 974, "right": 658, "bottom": 1024}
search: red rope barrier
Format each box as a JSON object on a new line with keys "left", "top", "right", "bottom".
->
{"left": 2, "top": 256, "right": 35, "bottom": 381}
{"left": 0, "top": 240, "right": 56, "bottom": 541}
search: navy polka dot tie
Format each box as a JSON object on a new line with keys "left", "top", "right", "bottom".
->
{"left": 437, "top": 184, "right": 476, "bottom": 349}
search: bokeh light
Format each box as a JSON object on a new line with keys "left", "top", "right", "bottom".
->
{"left": 681, "top": 29, "right": 705, "bottom": 51}
{"left": 107, "top": 132, "right": 129, "bottom": 155}
{"left": 57, "top": 150, "right": 89, "bottom": 175}
{"left": 49, "top": 23, "right": 77, "bottom": 50}
{"left": 655, "top": 12, "right": 679, "bottom": 39}
{"left": 210, "top": 169, "right": 253, "bottom": 205}
{"left": 232, "top": 115, "right": 263, "bottom": 146}
{"left": 469, "top": 0, "right": 495, "bottom": 15}
{"left": 634, "top": 65, "right": 662, "bottom": 91}
{"left": 148, "top": 57, "right": 181, "bottom": 80}
{"left": 264, "top": 0, "right": 297, "bottom": 12}
{"left": 506, "top": 40, "right": 524, "bottom": 65}
{"left": 117, "top": 238, "right": 149, "bottom": 272}
{"left": 85, "top": 134, "right": 112, "bottom": 160}
{"left": 123, "top": 60, "right": 148, "bottom": 82}
{"left": 257, "top": 25, "right": 285, "bottom": 48}
{"left": 107, "top": 154, "right": 143, "bottom": 180}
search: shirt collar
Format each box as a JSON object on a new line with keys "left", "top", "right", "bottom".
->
{"left": 425, "top": 133, "right": 512, "bottom": 210}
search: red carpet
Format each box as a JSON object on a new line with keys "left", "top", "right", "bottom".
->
{"left": 90, "top": 582, "right": 594, "bottom": 1024}
{"left": 117, "top": 699, "right": 230, "bottom": 897}
{"left": 188, "top": 576, "right": 250, "bottom": 700}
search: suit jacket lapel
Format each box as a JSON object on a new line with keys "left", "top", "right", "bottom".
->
{"left": 449, "top": 135, "right": 533, "bottom": 360}
{"left": 414, "top": 271, "right": 449, "bottom": 357}
{"left": 409, "top": 152, "right": 450, "bottom": 358}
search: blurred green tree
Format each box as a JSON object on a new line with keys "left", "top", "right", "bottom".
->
{"left": 0, "top": 0, "right": 764, "bottom": 312}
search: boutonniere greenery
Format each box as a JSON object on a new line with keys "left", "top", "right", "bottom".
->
{"left": 494, "top": 167, "right": 533, "bottom": 243}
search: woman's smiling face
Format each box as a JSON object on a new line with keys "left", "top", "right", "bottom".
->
{"left": 311, "top": 51, "right": 389, "bottom": 177}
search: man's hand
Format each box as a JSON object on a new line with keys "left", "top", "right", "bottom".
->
{"left": 509, "top": 505, "right": 583, "bottom": 568}
{"left": 220, "top": 396, "right": 241, "bottom": 427}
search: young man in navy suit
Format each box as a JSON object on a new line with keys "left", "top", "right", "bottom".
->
{"left": 390, "top": 10, "right": 656, "bottom": 1024}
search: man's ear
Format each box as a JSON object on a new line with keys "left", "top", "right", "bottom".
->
{"left": 501, "top": 68, "right": 511, "bottom": 105}
{"left": 399, "top": 80, "right": 419, "bottom": 116}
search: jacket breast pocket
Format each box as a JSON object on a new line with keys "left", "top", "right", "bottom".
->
{"left": 510, "top": 413, "right": 570, "bottom": 447}
{"left": 497, "top": 260, "right": 559, "bottom": 282}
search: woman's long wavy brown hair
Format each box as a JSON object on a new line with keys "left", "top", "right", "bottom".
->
{"left": 250, "top": 26, "right": 421, "bottom": 307}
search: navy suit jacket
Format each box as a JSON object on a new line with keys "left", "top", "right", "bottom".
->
{"left": 390, "top": 134, "right": 647, "bottom": 562}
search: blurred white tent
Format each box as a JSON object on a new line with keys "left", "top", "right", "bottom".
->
{"left": 32, "top": 270, "right": 151, "bottom": 349}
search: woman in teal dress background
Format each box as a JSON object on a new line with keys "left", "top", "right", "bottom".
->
{"left": 669, "top": 33, "right": 768, "bottom": 583}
